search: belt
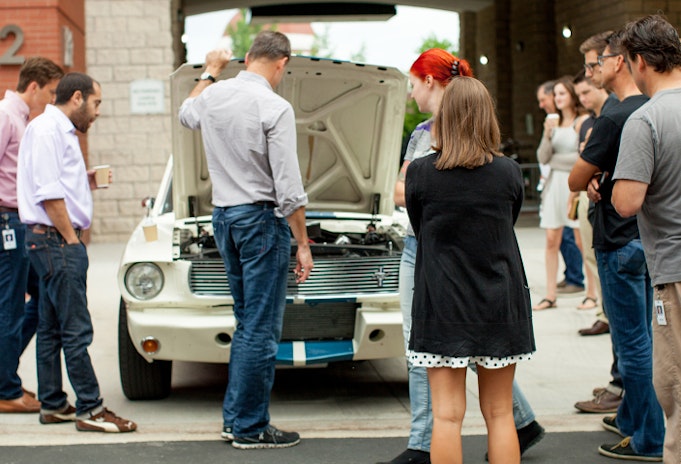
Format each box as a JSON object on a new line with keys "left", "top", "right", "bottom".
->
{"left": 0, "top": 206, "right": 18, "bottom": 213}
{"left": 29, "top": 224, "right": 82, "bottom": 239}
{"left": 217, "top": 201, "right": 276, "bottom": 210}
{"left": 255, "top": 201, "right": 276, "bottom": 208}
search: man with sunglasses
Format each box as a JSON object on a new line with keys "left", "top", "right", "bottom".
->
{"left": 571, "top": 32, "right": 625, "bottom": 417}
{"left": 569, "top": 31, "right": 664, "bottom": 461}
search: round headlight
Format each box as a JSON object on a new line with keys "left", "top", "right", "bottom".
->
{"left": 124, "top": 263, "right": 164, "bottom": 300}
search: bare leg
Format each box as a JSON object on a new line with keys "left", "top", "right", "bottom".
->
{"left": 428, "top": 367, "right": 467, "bottom": 464}
{"left": 533, "top": 227, "right": 562, "bottom": 309}
{"left": 478, "top": 364, "right": 520, "bottom": 464}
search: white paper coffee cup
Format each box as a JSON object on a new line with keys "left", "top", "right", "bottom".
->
{"left": 93, "top": 165, "right": 110, "bottom": 188}
{"left": 546, "top": 113, "right": 560, "bottom": 120}
{"left": 143, "top": 223, "right": 158, "bottom": 242}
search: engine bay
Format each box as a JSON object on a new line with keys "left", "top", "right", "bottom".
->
{"left": 174, "top": 219, "right": 404, "bottom": 261}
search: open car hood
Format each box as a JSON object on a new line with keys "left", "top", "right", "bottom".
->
{"left": 170, "top": 55, "right": 408, "bottom": 219}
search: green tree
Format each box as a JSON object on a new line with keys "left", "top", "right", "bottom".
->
{"left": 310, "top": 25, "right": 335, "bottom": 58}
{"left": 350, "top": 43, "right": 367, "bottom": 63}
{"left": 225, "top": 9, "right": 264, "bottom": 58}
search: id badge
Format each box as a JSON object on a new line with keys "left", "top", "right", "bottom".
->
{"left": 654, "top": 299, "right": 668, "bottom": 326}
{"left": 2, "top": 228, "right": 16, "bottom": 250}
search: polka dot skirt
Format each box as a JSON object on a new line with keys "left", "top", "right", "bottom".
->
{"left": 407, "top": 351, "right": 533, "bottom": 369}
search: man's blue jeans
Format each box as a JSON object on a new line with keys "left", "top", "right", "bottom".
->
{"left": 596, "top": 240, "right": 664, "bottom": 456}
{"left": 21, "top": 265, "right": 40, "bottom": 354}
{"left": 561, "top": 227, "right": 583, "bottom": 287}
{"left": 400, "top": 236, "right": 536, "bottom": 452}
{"left": 214, "top": 204, "right": 290, "bottom": 437}
{"left": 0, "top": 212, "right": 29, "bottom": 400}
{"left": 26, "top": 228, "right": 103, "bottom": 415}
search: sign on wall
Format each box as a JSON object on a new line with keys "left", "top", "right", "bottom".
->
{"left": 63, "top": 26, "right": 74, "bottom": 67}
{"left": 130, "top": 79, "right": 165, "bottom": 114}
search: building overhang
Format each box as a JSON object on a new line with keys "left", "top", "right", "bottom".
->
{"left": 181, "top": 0, "right": 493, "bottom": 19}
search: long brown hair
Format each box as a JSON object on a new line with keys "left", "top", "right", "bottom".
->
{"left": 432, "top": 77, "right": 502, "bottom": 170}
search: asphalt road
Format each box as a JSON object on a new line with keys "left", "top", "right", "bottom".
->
{"left": 2, "top": 432, "right": 626, "bottom": 464}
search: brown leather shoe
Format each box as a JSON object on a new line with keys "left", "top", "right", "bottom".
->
{"left": 40, "top": 404, "right": 76, "bottom": 424}
{"left": 575, "top": 390, "right": 622, "bottom": 413}
{"left": 579, "top": 320, "right": 610, "bottom": 336}
{"left": 557, "top": 284, "right": 585, "bottom": 294}
{"left": 593, "top": 387, "right": 606, "bottom": 397}
{"left": 0, "top": 392, "right": 41, "bottom": 413}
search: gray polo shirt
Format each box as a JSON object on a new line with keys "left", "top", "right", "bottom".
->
{"left": 179, "top": 70, "right": 307, "bottom": 218}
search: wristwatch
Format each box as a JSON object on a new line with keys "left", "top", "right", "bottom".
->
{"left": 200, "top": 72, "right": 216, "bottom": 83}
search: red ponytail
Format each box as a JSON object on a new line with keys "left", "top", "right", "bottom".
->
{"left": 410, "top": 48, "right": 474, "bottom": 86}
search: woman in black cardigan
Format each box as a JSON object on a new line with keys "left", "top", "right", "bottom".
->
{"left": 405, "top": 77, "right": 535, "bottom": 464}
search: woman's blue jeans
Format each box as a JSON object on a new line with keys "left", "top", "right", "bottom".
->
{"left": 596, "top": 240, "right": 664, "bottom": 456}
{"left": 400, "top": 236, "right": 536, "bottom": 452}
{"left": 214, "top": 204, "right": 290, "bottom": 437}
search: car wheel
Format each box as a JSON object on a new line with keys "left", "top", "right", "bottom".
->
{"left": 118, "top": 298, "right": 172, "bottom": 400}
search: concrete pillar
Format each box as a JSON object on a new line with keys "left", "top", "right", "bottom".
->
{"left": 85, "top": 0, "right": 175, "bottom": 242}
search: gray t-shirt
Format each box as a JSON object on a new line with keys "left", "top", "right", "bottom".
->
{"left": 614, "top": 87, "right": 681, "bottom": 285}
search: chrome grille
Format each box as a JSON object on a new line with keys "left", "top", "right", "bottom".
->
{"left": 188, "top": 255, "right": 401, "bottom": 296}
{"left": 281, "top": 303, "right": 357, "bottom": 341}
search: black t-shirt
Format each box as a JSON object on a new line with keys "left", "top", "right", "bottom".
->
{"left": 579, "top": 116, "right": 597, "bottom": 225}
{"left": 580, "top": 94, "right": 649, "bottom": 251}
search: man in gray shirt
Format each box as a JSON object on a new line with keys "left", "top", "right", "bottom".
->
{"left": 179, "top": 31, "right": 313, "bottom": 450}
{"left": 613, "top": 14, "right": 681, "bottom": 463}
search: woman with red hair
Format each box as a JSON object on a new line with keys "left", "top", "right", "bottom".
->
{"left": 378, "top": 49, "right": 544, "bottom": 464}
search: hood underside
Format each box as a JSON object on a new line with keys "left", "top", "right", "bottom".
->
{"left": 170, "top": 55, "right": 408, "bottom": 220}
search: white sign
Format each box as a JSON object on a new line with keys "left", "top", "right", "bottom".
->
{"left": 62, "top": 26, "right": 73, "bottom": 67}
{"left": 130, "top": 79, "right": 165, "bottom": 114}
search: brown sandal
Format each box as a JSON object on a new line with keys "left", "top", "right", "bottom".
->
{"left": 577, "top": 296, "right": 598, "bottom": 310}
{"left": 533, "top": 298, "right": 557, "bottom": 311}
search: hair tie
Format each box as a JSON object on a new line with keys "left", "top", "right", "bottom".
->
{"left": 451, "top": 60, "right": 460, "bottom": 76}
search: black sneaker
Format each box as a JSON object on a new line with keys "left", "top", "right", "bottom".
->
{"left": 599, "top": 437, "right": 662, "bottom": 461}
{"left": 485, "top": 420, "right": 545, "bottom": 460}
{"left": 232, "top": 425, "right": 300, "bottom": 449}
{"left": 602, "top": 415, "right": 625, "bottom": 437}
{"left": 375, "top": 448, "right": 430, "bottom": 464}
{"left": 221, "top": 425, "right": 234, "bottom": 442}
{"left": 518, "top": 420, "right": 545, "bottom": 455}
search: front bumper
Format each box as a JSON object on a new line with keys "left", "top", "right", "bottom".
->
{"left": 124, "top": 305, "right": 404, "bottom": 365}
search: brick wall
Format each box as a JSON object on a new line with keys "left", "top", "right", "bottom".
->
{"left": 85, "top": 0, "right": 175, "bottom": 242}
{"left": 461, "top": 0, "right": 681, "bottom": 164}
{"left": 0, "top": 0, "right": 85, "bottom": 107}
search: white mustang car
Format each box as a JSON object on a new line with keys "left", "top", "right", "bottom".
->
{"left": 117, "top": 55, "right": 409, "bottom": 399}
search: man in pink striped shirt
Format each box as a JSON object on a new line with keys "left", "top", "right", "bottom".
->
{"left": 0, "top": 57, "right": 63, "bottom": 414}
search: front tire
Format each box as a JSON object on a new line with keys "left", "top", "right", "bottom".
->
{"left": 118, "top": 298, "right": 172, "bottom": 400}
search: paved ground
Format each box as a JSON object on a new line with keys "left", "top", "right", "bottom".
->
{"left": 0, "top": 214, "right": 624, "bottom": 462}
{"left": 2, "top": 432, "right": 626, "bottom": 464}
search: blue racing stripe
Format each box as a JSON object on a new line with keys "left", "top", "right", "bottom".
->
{"left": 276, "top": 340, "right": 354, "bottom": 365}
{"left": 277, "top": 342, "right": 294, "bottom": 365}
